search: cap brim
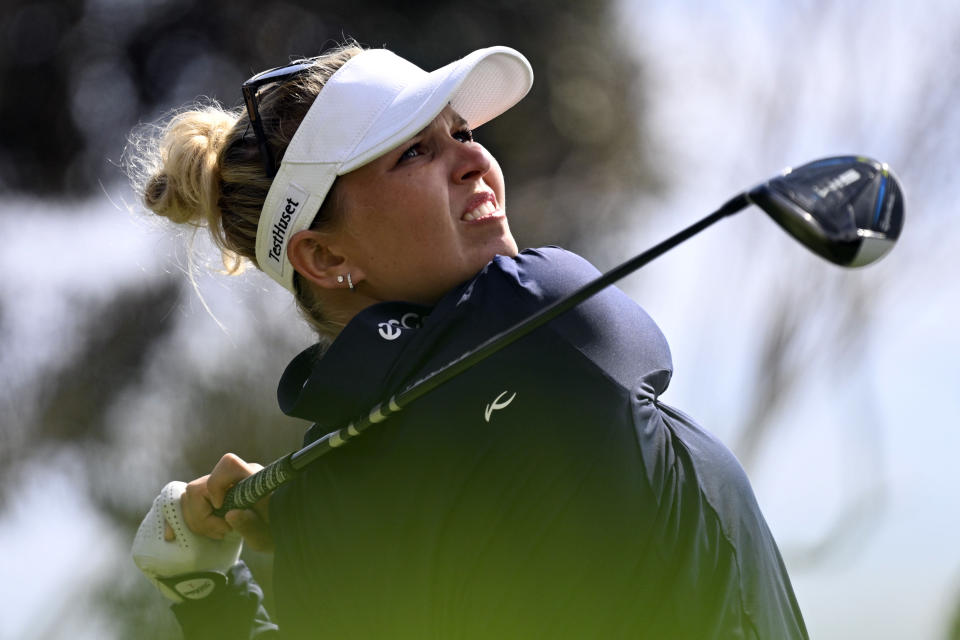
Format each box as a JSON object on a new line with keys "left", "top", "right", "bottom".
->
{"left": 341, "top": 47, "right": 534, "bottom": 172}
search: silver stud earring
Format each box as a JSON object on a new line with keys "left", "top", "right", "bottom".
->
{"left": 337, "top": 275, "right": 345, "bottom": 284}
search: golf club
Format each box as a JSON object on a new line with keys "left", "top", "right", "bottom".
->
{"left": 214, "top": 155, "right": 905, "bottom": 515}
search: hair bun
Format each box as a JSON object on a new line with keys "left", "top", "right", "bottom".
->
{"left": 136, "top": 107, "right": 238, "bottom": 228}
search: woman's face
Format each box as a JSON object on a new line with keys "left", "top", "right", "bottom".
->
{"left": 330, "top": 106, "right": 518, "bottom": 305}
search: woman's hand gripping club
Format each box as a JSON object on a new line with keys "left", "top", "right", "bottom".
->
{"left": 132, "top": 454, "right": 272, "bottom": 602}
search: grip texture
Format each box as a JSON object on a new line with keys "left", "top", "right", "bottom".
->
{"left": 215, "top": 455, "right": 295, "bottom": 515}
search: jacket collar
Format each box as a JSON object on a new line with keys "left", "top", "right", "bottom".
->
{"left": 277, "top": 300, "right": 432, "bottom": 433}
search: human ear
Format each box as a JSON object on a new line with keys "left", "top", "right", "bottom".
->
{"left": 287, "top": 230, "right": 364, "bottom": 290}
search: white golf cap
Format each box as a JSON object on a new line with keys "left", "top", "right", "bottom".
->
{"left": 254, "top": 46, "right": 534, "bottom": 293}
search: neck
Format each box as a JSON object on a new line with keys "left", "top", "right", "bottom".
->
{"left": 310, "top": 287, "right": 381, "bottom": 337}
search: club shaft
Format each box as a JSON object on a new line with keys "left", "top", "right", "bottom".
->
{"left": 215, "top": 192, "right": 750, "bottom": 514}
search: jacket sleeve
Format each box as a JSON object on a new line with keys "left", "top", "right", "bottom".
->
{"left": 171, "top": 562, "right": 280, "bottom": 639}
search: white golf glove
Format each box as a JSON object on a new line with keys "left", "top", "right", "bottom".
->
{"left": 132, "top": 481, "right": 243, "bottom": 603}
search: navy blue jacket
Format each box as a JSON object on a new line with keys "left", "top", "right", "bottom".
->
{"left": 174, "top": 247, "right": 807, "bottom": 639}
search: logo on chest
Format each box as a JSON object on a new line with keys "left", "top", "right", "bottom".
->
{"left": 484, "top": 390, "right": 517, "bottom": 422}
{"left": 377, "top": 312, "right": 422, "bottom": 341}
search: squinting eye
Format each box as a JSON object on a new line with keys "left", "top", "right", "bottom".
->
{"left": 398, "top": 143, "right": 423, "bottom": 163}
{"left": 453, "top": 128, "right": 474, "bottom": 143}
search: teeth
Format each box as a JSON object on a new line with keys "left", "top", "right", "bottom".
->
{"left": 462, "top": 201, "right": 498, "bottom": 221}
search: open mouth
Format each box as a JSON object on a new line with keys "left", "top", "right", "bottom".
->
{"left": 461, "top": 192, "right": 501, "bottom": 222}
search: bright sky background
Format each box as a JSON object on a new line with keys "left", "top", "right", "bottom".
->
{"left": 2, "top": 1, "right": 959, "bottom": 638}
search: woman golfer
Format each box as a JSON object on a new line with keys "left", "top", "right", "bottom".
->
{"left": 131, "top": 43, "right": 808, "bottom": 639}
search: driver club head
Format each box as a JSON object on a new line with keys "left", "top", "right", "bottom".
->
{"left": 747, "top": 156, "right": 904, "bottom": 267}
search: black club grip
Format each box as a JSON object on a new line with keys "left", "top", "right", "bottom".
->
{"left": 214, "top": 454, "right": 296, "bottom": 516}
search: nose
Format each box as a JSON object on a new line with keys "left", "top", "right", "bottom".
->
{"left": 451, "top": 141, "right": 491, "bottom": 184}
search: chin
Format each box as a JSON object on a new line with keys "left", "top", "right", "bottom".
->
{"left": 482, "top": 237, "right": 519, "bottom": 265}
{"left": 494, "top": 224, "right": 519, "bottom": 257}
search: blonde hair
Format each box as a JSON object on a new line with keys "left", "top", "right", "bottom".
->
{"left": 126, "top": 43, "right": 364, "bottom": 339}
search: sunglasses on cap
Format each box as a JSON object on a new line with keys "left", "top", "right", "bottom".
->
{"left": 241, "top": 61, "right": 315, "bottom": 178}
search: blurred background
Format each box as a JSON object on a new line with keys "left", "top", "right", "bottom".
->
{"left": 1, "top": 0, "right": 958, "bottom": 638}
